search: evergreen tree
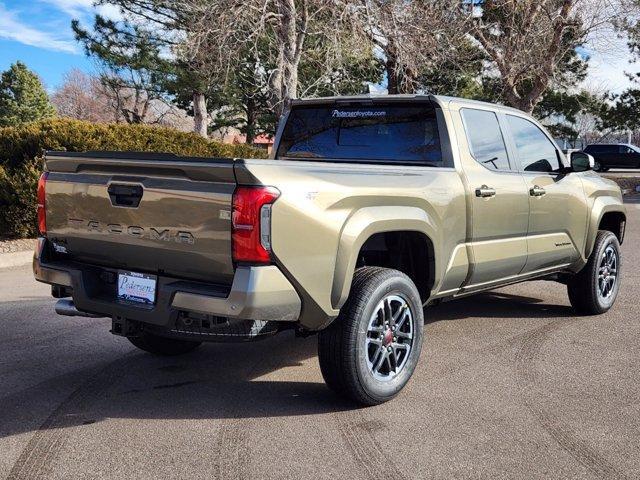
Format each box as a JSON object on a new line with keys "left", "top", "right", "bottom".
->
{"left": 0, "top": 62, "right": 56, "bottom": 127}
{"left": 600, "top": 6, "right": 640, "bottom": 136}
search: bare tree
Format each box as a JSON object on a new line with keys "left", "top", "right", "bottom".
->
{"left": 52, "top": 68, "right": 192, "bottom": 129}
{"left": 99, "top": 75, "right": 153, "bottom": 124}
{"left": 51, "top": 69, "right": 116, "bottom": 123}
{"left": 344, "top": 0, "right": 467, "bottom": 94}
{"left": 180, "top": 0, "right": 362, "bottom": 118}
{"left": 99, "top": 74, "right": 191, "bottom": 128}
{"left": 467, "top": 0, "right": 624, "bottom": 113}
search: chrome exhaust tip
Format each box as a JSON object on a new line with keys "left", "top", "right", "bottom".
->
{"left": 54, "top": 299, "right": 105, "bottom": 318}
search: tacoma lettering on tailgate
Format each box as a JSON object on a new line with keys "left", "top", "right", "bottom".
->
{"left": 67, "top": 218, "right": 195, "bottom": 245}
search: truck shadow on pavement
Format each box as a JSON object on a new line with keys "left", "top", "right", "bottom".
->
{"left": 1, "top": 289, "right": 573, "bottom": 441}
{"left": 427, "top": 290, "right": 574, "bottom": 322}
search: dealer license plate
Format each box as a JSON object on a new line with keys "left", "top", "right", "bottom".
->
{"left": 117, "top": 271, "right": 157, "bottom": 305}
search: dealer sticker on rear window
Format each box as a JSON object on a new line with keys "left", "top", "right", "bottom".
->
{"left": 331, "top": 109, "right": 386, "bottom": 118}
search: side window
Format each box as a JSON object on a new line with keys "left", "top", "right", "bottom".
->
{"left": 591, "top": 145, "right": 613, "bottom": 154}
{"left": 585, "top": 145, "right": 603, "bottom": 154}
{"left": 620, "top": 145, "right": 633, "bottom": 154}
{"left": 461, "top": 108, "right": 511, "bottom": 171}
{"left": 507, "top": 115, "right": 562, "bottom": 173}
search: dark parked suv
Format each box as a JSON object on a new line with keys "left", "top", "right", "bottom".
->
{"left": 584, "top": 143, "right": 640, "bottom": 171}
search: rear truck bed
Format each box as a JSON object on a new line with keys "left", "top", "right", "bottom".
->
{"left": 33, "top": 151, "right": 301, "bottom": 341}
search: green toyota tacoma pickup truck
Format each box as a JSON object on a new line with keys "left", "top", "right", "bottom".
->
{"left": 33, "top": 95, "right": 626, "bottom": 405}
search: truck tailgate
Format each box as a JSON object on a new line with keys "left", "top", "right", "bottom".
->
{"left": 44, "top": 152, "right": 237, "bottom": 285}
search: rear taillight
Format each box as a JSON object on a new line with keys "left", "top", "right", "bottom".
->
{"left": 37, "top": 172, "right": 48, "bottom": 235}
{"left": 232, "top": 186, "right": 280, "bottom": 264}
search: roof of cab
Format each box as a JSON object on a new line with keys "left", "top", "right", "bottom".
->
{"left": 290, "top": 93, "right": 523, "bottom": 114}
{"left": 587, "top": 143, "right": 632, "bottom": 146}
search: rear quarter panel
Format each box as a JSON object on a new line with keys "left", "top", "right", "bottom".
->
{"left": 235, "top": 159, "right": 467, "bottom": 330}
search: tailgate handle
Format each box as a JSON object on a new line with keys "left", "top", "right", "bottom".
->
{"left": 108, "top": 184, "right": 143, "bottom": 208}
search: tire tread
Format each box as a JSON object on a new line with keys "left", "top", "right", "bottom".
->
{"left": 318, "top": 267, "right": 422, "bottom": 405}
{"left": 567, "top": 230, "right": 620, "bottom": 315}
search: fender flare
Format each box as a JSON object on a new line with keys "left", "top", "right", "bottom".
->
{"left": 330, "top": 205, "right": 439, "bottom": 310}
{"left": 585, "top": 198, "right": 626, "bottom": 258}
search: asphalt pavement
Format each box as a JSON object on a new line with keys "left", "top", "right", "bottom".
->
{"left": 1, "top": 202, "right": 639, "bottom": 479}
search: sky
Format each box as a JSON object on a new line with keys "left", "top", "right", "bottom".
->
{"left": 0, "top": 0, "right": 638, "bottom": 94}
{"left": 0, "top": 0, "right": 121, "bottom": 91}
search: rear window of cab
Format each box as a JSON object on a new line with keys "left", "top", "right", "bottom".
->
{"left": 276, "top": 104, "right": 445, "bottom": 166}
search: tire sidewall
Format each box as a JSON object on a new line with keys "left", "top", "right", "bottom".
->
{"left": 353, "top": 274, "right": 424, "bottom": 401}
{"left": 591, "top": 232, "right": 621, "bottom": 311}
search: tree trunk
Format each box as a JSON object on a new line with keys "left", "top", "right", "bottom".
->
{"left": 503, "top": 84, "right": 542, "bottom": 114}
{"left": 280, "top": 60, "right": 298, "bottom": 115}
{"left": 245, "top": 95, "right": 256, "bottom": 144}
{"left": 516, "top": 99, "right": 536, "bottom": 115}
{"left": 384, "top": 43, "right": 416, "bottom": 95}
{"left": 386, "top": 55, "right": 399, "bottom": 95}
{"left": 193, "top": 91, "right": 208, "bottom": 138}
{"left": 271, "top": 0, "right": 305, "bottom": 119}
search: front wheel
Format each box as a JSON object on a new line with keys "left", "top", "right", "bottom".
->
{"left": 567, "top": 230, "right": 621, "bottom": 315}
{"left": 318, "top": 267, "right": 424, "bottom": 405}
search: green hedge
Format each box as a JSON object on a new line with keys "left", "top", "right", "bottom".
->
{"left": 0, "top": 118, "right": 264, "bottom": 239}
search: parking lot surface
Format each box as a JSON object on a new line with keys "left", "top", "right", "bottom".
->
{"left": 1, "top": 201, "right": 639, "bottom": 479}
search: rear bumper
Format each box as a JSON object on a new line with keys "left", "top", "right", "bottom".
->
{"left": 33, "top": 238, "right": 301, "bottom": 328}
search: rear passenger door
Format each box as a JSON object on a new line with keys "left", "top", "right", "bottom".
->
{"left": 458, "top": 108, "right": 530, "bottom": 287}
{"left": 620, "top": 145, "right": 640, "bottom": 168}
{"left": 504, "top": 114, "right": 588, "bottom": 274}
{"left": 602, "top": 145, "right": 620, "bottom": 168}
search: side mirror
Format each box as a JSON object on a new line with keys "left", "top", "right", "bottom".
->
{"left": 569, "top": 151, "right": 594, "bottom": 172}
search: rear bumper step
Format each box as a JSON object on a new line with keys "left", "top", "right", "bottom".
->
{"left": 34, "top": 238, "right": 302, "bottom": 333}
{"left": 172, "top": 266, "right": 301, "bottom": 321}
{"left": 55, "top": 299, "right": 106, "bottom": 318}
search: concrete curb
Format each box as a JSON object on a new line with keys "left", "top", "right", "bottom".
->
{"left": 0, "top": 250, "right": 33, "bottom": 269}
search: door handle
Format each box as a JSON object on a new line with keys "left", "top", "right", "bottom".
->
{"left": 475, "top": 185, "right": 496, "bottom": 198}
{"left": 530, "top": 185, "right": 546, "bottom": 197}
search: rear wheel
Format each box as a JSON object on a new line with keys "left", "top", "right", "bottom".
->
{"left": 567, "top": 230, "right": 621, "bottom": 315}
{"left": 318, "top": 267, "right": 424, "bottom": 405}
{"left": 594, "top": 161, "right": 604, "bottom": 172}
{"left": 128, "top": 331, "right": 202, "bottom": 356}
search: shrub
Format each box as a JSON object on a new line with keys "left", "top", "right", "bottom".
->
{"left": 0, "top": 163, "right": 41, "bottom": 238}
{"left": 0, "top": 118, "right": 265, "bottom": 239}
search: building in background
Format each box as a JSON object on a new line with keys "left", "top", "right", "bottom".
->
{"left": 215, "top": 129, "right": 275, "bottom": 154}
